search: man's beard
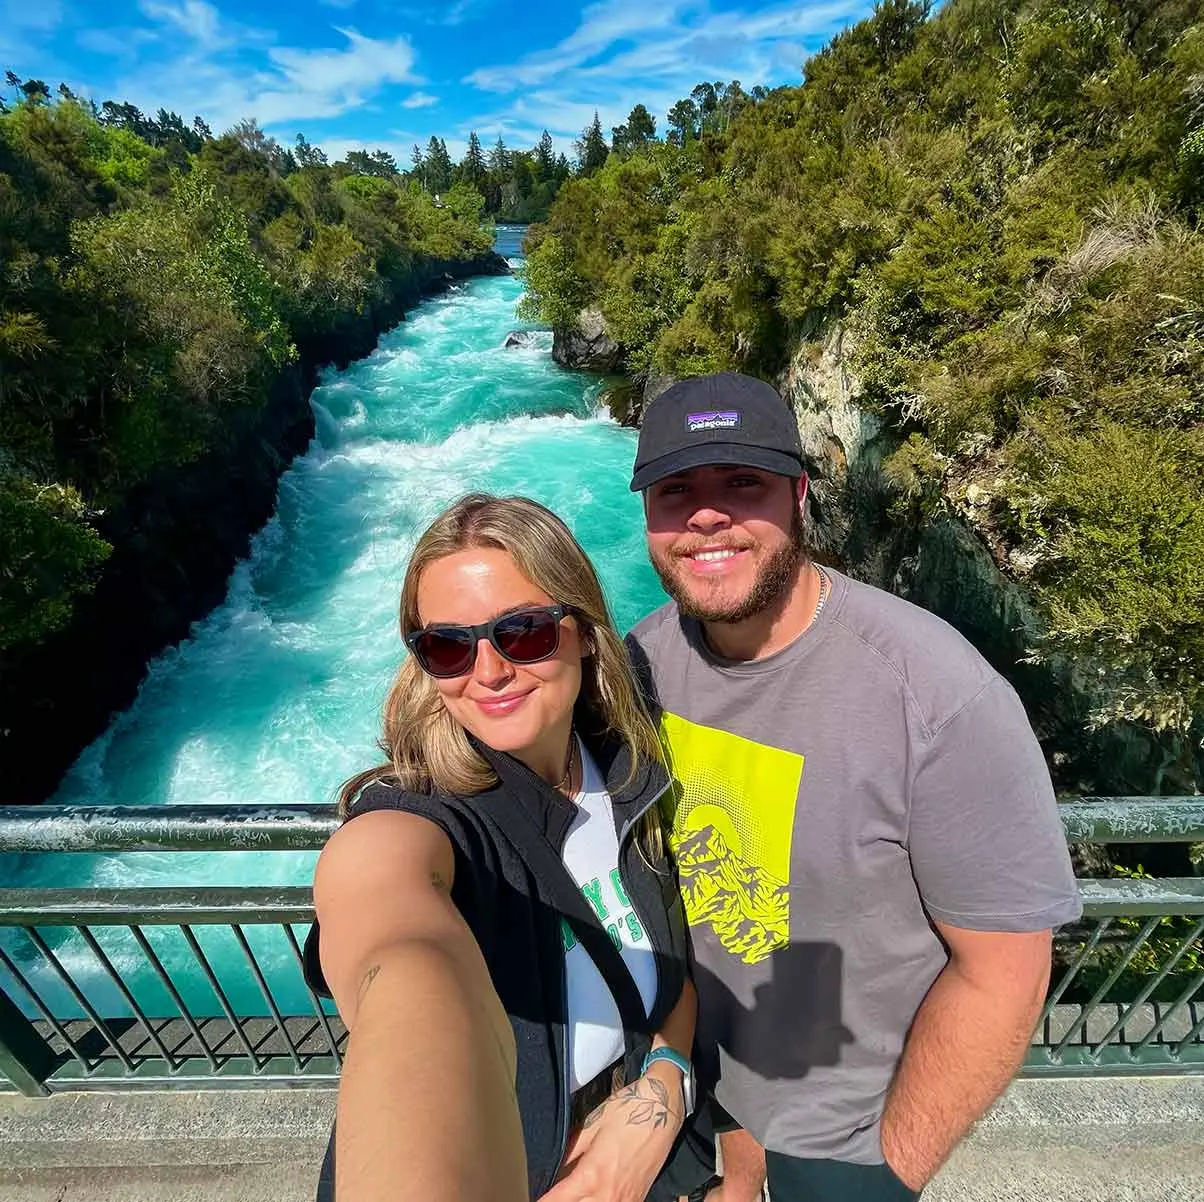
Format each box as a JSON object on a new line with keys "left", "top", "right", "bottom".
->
{"left": 651, "top": 510, "right": 807, "bottom": 625}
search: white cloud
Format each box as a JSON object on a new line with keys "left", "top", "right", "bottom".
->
{"left": 466, "top": 0, "right": 692, "bottom": 92}
{"left": 469, "top": 0, "right": 866, "bottom": 92}
{"left": 442, "top": 0, "right": 492, "bottom": 26}
{"left": 110, "top": 11, "right": 422, "bottom": 134}
{"left": 138, "top": 0, "right": 223, "bottom": 50}
{"left": 268, "top": 28, "right": 418, "bottom": 100}
{"left": 76, "top": 27, "right": 159, "bottom": 59}
{"left": 462, "top": 0, "right": 872, "bottom": 150}
{"left": 391, "top": 0, "right": 493, "bottom": 27}
{"left": 401, "top": 91, "right": 439, "bottom": 109}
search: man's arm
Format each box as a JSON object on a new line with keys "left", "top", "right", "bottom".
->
{"left": 891, "top": 673, "right": 1080, "bottom": 1189}
{"left": 879, "top": 923, "right": 1051, "bottom": 1190}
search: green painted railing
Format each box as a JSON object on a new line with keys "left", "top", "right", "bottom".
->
{"left": 0, "top": 799, "right": 1201, "bottom": 1096}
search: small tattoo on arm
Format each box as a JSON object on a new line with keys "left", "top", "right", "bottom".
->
{"left": 645, "top": 1076, "right": 671, "bottom": 1111}
{"left": 626, "top": 1073, "right": 675, "bottom": 1129}
{"left": 356, "top": 963, "right": 381, "bottom": 1006}
{"left": 430, "top": 870, "right": 449, "bottom": 892}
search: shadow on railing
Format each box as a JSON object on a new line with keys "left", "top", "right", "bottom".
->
{"left": 0, "top": 799, "right": 1201, "bottom": 1096}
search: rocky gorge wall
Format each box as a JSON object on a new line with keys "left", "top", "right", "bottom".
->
{"left": 0, "top": 252, "right": 510, "bottom": 806}
{"left": 779, "top": 328, "right": 1201, "bottom": 800}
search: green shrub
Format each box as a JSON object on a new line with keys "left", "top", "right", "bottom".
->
{"left": 0, "top": 474, "right": 111, "bottom": 650}
{"left": 518, "top": 233, "right": 592, "bottom": 330}
{"left": 1008, "top": 420, "right": 1204, "bottom": 734}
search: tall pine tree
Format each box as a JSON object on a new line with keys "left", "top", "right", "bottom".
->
{"left": 425, "top": 136, "right": 453, "bottom": 193}
{"left": 575, "top": 111, "right": 608, "bottom": 176}
{"left": 535, "top": 130, "right": 555, "bottom": 182}
{"left": 488, "top": 136, "right": 510, "bottom": 177}
{"left": 611, "top": 103, "right": 656, "bottom": 154}
{"left": 461, "top": 130, "right": 486, "bottom": 187}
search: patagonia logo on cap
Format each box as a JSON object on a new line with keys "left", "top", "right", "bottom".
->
{"left": 686, "top": 410, "right": 740, "bottom": 432}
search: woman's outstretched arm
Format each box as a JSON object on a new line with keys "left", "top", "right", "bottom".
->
{"left": 315, "top": 809, "right": 528, "bottom": 1202}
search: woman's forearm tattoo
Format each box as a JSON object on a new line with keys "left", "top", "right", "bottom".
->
{"left": 583, "top": 1074, "right": 681, "bottom": 1130}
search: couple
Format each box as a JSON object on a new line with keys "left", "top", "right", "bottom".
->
{"left": 305, "top": 373, "right": 1080, "bottom": 1202}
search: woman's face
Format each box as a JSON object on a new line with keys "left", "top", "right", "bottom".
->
{"left": 414, "top": 547, "right": 584, "bottom": 768}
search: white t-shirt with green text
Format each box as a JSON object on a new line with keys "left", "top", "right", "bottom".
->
{"left": 561, "top": 737, "right": 658, "bottom": 1093}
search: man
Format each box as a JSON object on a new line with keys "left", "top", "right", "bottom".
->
{"left": 624, "top": 372, "right": 1081, "bottom": 1201}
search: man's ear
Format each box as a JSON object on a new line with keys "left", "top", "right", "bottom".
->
{"left": 797, "top": 471, "right": 810, "bottom": 514}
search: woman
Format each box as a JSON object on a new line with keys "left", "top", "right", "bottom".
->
{"left": 306, "top": 493, "right": 711, "bottom": 1202}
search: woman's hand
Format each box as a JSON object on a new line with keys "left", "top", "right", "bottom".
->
{"left": 540, "top": 1066, "right": 685, "bottom": 1202}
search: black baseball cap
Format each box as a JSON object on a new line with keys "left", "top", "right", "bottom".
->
{"left": 629, "top": 372, "right": 804, "bottom": 491}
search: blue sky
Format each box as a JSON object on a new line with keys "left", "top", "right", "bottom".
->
{"left": 0, "top": 1, "right": 878, "bottom": 163}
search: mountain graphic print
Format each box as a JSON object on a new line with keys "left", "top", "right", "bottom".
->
{"left": 658, "top": 711, "right": 804, "bottom": 964}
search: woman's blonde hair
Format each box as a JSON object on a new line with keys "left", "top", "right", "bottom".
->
{"left": 339, "top": 493, "right": 664, "bottom": 815}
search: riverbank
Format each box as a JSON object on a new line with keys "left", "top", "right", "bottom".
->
{"left": 558, "top": 318, "right": 1203, "bottom": 804}
{"left": 0, "top": 250, "right": 509, "bottom": 807}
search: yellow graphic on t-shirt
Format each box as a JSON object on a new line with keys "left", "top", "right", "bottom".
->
{"left": 659, "top": 711, "right": 803, "bottom": 964}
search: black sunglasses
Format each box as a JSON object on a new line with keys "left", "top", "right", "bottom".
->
{"left": 405, "top": 604, "right": 578, "bottom": 679}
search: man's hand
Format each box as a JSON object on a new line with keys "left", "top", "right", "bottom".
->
{"left": 539, "top": 1068, "right": 684, "bottom": 1202}
{"left": 707, "top": 1128, "right": 765, "bottom": 1202}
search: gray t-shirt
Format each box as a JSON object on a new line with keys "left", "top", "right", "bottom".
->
{"left": 627, "top": 568, "right": 1081, "bottom": 1164}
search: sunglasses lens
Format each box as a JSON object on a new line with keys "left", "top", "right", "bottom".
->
{"left": 412, "top": 628, "right": 474, "bottom": 677}
{"left": 493, "top": 609, "right": 560, "bottom": 663}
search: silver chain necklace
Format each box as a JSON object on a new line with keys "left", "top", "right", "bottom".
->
{"left": 811, "top": 564, "right": 831, "bottom": 627}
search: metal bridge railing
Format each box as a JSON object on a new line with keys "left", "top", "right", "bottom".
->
{"left": 0, "top": 798, "right": 1201, "bottom": 1096}
{"left": 0, "top": 887, "right": 342, "bottom": 1096}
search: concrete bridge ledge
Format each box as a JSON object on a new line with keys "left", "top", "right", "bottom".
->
{"left": 1, "top": 1076, "right": 1202, "bottom": 1200}
{"left": 964, "top": 1074, "right": 1204, "bottom": 1148}
{"left": 924, "top": 1076, "right": 1204, "bottom": 1201}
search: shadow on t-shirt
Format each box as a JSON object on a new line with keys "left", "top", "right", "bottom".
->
{"left": 692, "top": 940, "right": 854, "bottom": 1086}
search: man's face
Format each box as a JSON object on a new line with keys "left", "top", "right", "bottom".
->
{"left": 644, "top": 465, "right": 806, "bottom": 623}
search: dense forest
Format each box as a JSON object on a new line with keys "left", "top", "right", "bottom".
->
{"left": 522, "top": 0, "right": 1204, "bottom": 787}
{"left": 408, "top": 96, "right": 743, "bottom": 223}
{"left": 0, "top": 80, "right": 501, "bottom": 658}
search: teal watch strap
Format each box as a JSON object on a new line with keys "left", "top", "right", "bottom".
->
{"left": 642, "top": 1047, "right": 691, "bottom": 1077}
{"left": 642, "top": 1046, "right": 696, "bottom": 1117}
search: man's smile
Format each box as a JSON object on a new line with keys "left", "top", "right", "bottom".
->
{"left": 681, "top": 546, "right": 751, "bottom": 574}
